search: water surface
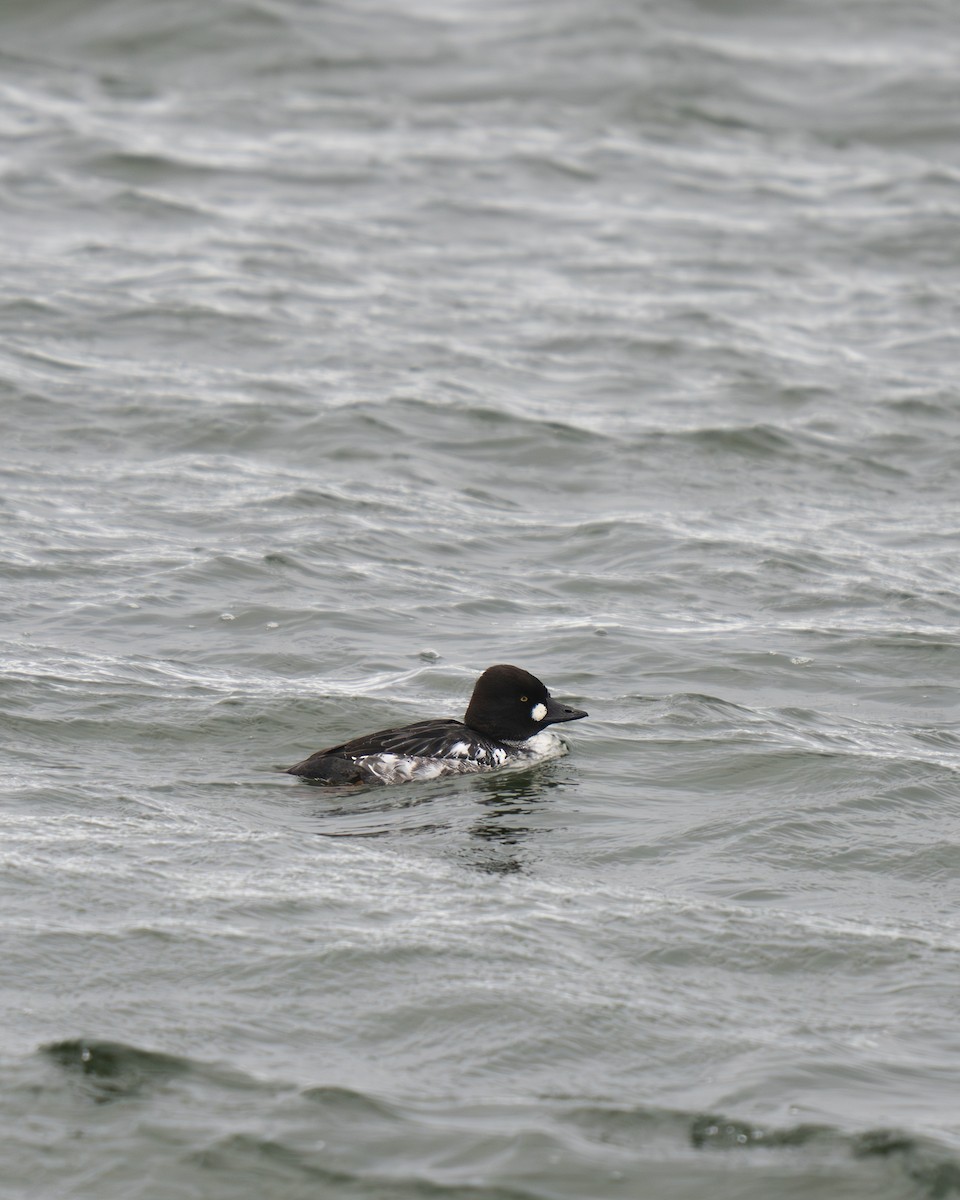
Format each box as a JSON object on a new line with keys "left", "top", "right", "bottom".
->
{"left": 2, "top": 0, "right": 960, "bottom": 1196}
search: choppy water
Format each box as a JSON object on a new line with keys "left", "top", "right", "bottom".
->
{"left": 3, "top": 0, "right": 960, "bottom": 1196}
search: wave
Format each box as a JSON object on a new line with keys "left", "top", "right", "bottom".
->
{"left": 38, "top": 1040, "right": 960, "bottom": 1199}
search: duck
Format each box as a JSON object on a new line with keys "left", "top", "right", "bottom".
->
{"left": 286, "top": 663, "right": 588, "bottom": 785}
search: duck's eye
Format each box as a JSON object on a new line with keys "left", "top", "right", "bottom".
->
{"left": 520, "top": 695, "right": 528, "bottom": 703}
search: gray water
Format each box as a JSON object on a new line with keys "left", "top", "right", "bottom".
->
{"left": 3, "top": 0, "right": 960, "bottom": 1196}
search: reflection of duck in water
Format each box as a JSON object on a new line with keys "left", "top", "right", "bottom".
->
{"left": 286, "top": 664, "right": 587, "bottom": 786}
{"left": 466, "top": 768, "right": 569, "bottom": 876}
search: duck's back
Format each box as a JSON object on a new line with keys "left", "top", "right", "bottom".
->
{"left": 285, "top": 718, "right": 512, "bottom": 785}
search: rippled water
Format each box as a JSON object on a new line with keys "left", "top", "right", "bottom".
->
{"left": 3, "top": 0, "right": 960, "bottom": 1196}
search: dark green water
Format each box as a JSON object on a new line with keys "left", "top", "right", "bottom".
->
{"left": 2, "top": 0, "right": 960, "bottom": 1196}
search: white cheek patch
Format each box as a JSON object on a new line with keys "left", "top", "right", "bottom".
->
{"left": 531, "top": 702, "right": 547, "bottom": 722}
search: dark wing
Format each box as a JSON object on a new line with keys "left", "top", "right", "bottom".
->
{"left": 332, "top": 719, "right": 466, "bottom": 759}
{"left": 286, "top": 719, "right": 467, "bottom": 779}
